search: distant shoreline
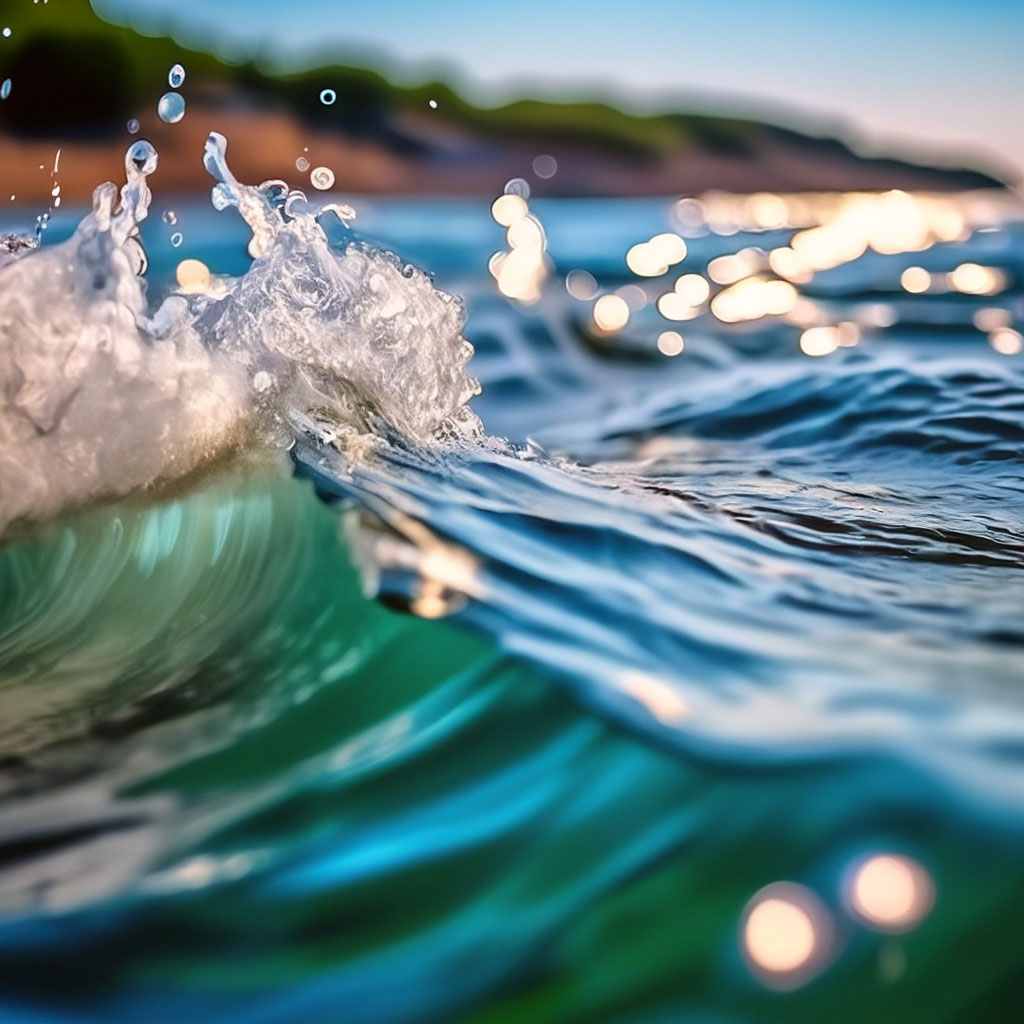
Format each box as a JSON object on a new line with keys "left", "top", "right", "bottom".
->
{"left": 0, "top": 0, "right": 1012, "bottom": 204}
{"left": 0, "top": 94, "right": 1009, "bottom": 209}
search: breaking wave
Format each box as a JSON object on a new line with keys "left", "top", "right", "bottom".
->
{"left": 0, "top": 134, "right": 479, "bottom": 534}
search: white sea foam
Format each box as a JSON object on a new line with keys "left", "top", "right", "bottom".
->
{"left": 0, "top": 134, "right": 480, "bottom": 533}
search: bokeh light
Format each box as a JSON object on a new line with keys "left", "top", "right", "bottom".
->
{"left": 532, "top": 154, "right": 557, "bottom": 179}
{"left": 741, "top": 883, "right": 833, "bottom": 990}
{"left": 565, "top": 269, "right": 598, "bottom": 300}
{"left": 848, "top": 854, "right": 935, "bottom": 933}
{"left": 593, "top": 294, "right": 630, "bottom": 332}
{"left": 490, "top": 194, "right": 528, "bottom": 227}
{"left": 656, "top": 330, "right": 684, "bottom": 356}
{"left": 989, "top": 327, "right": 1023, "bottom": 355}
{"left": 900, "top": 266, "right": 931, "bottom": 293}
{"left": 799, "top": 326, "right": 841, "bottom": 357}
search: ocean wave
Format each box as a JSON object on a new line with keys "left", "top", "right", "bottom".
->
{"left": 0, "top": 135, "right": 479, "bottom": 535}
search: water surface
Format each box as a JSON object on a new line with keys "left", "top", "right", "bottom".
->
{"left": 1, "top": 187, "right": 1022, "bottom": 1022}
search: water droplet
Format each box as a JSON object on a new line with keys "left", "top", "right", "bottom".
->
{"left": 162, "top": 209, "right": 177, "bottom": 225}
{"left": 295, "top": 156, "right": 309, "bottom": 172}
{"left": 1, "top": 28, "right": 11, "bottom": 38}
{"left": 157, "top": 92, "right": 185, "bottom": 124}
{"left": 50, "top": 185, "right": 60, "bottom": 197}
{"left": 310, "top": 166, "right": 335, "bottom": 190}
{"left": 504, "top": 178, "right": 530, "bottom": 199}
{"left": 127, "top": 140, "right": 157, "bottom": 175}
{"left": 170, "top": 232, "right": 183, "bottom": 248}
{"left": 1, "top": 79, "right": 11, "bottom": 101}
{"left": 252, "top": 371, "right": 273, "bottom": 393}
{"left": 168, "top": 63, "right": 185, "bottom": 88}
{"left": 319, "top": 89, "right": 336, "bottom": 105}
{"left": 428, "top": 99, "right": 437, "bottom": 109}
{"left": 127, "top": 118, "right": 139, "bottom": 134}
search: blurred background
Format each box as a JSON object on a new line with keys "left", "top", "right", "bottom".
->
{"left": 0, "top": 0, "right": 1020, "bottom": 205}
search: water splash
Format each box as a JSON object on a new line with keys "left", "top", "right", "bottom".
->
{"left": 0, "top": 133, "right": 480, "bottom": 534}
{"left": 195, "top": 131, "right": 479, "bottom": 446}
{"left": 0, "top": 140, "right": 246, "bottom": 532}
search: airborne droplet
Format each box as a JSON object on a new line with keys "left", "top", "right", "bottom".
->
{"left": 168, "top": 63, "right": 185, "bottom": 88}
{"left": 295, "top": 156, "right": 310, "bottom": 172}
{"left": 310, "top": 166, "right": 335, "bottom": 190}
{"left": 170, "top": 232, "right": 183, "bottom": 248}
{"left": 127, "top": 140, "right": 157, "bottom": 175}
{"left": 157, "top": 92, "right": 185, "bottom": 124}
{"left": 127, "top": 118, "right": 140, "bottom": 134}
{"left": 162, "top": 210, "right": 178, "bottom": 226}
{"left": 319, "top": 89, "right": 336, "bottom": 105}
{"left": 1, "top": 79, "right": 11, "bottom": 101}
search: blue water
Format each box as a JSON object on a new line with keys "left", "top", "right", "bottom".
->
{"left": 1, "top": 192, "right": 1023, "bottom": 1022}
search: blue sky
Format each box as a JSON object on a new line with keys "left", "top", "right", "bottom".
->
{"left": 94, "top": 0, "right": 1024, "bottom": 175}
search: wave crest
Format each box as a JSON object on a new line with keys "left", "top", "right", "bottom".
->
{"left": 0, "top": 134, "right": 480, "bottom": 534}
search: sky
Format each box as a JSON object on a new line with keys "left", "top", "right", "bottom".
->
{"left": 94, "top": 0, "right": 1024, "bottom": 177}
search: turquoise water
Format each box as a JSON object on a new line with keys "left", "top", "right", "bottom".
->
{"left": 1, "top": 189, "right": 1023, "bottom": 1021}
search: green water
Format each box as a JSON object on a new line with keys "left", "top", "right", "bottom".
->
{"left": 1, "top": 468, "right": 1021, "bottom": 1023}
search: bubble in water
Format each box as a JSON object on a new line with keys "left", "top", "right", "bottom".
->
{"left": 170, "top": 232, "right": 183, "bottom": 247}
{"left": 168, "top": 63, "right": 185, "bottom": 88}
{"left": 1, "top": 79, "right": 11, "bottom": 101}
{"left": 504, "top": 178, "right": 530, "bottom": 199}
{"left": 127, "top": 118, "right": 139, "bottom": 134}
{"left": 320, "top": 89, "right": 336, "bottom": 105}
{"left": 162, "top": 210, "right": 177, "bottom": 225}
{"left": 157, "top": 92, "right": 185, "bottom": 124}
{"left": 295, "top": 156, "right": 310, "bottom": 172}
{"left": 252, "top": 371, "right": 273, "bottom": 393}
{"left": 310, "top": 166, "right": 335, "bottom": 190}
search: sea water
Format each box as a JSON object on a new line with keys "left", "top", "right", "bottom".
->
{"left": 0, "top": 140, "right": 1022, "bottom": 1023}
